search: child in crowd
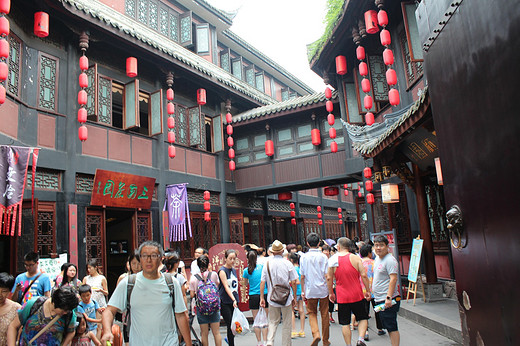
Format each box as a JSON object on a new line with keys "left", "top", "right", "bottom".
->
{"left": 77, "top": 284, "right": 102, "bottom": 346}
{"left": 289, "top": 252, "right": 305, "bottom": 339}
{"left": 71, "top": 313, "right": 94, "bottom": 346}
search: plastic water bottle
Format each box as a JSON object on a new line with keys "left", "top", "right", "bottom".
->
{"left": 374, "top": 299, "right": 397, "bottom": 312}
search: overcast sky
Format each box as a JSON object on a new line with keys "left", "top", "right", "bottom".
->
{"left": 206, "top": 0, "right": 328, "bottom": 92}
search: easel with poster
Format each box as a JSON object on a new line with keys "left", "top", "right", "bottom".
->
{"left": 371, "top": 229, "right": 401, "bottom": 296}
{"left": 406, "top": 236, "right": 425, "bottom": 305}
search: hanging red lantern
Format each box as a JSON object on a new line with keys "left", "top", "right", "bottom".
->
{"left": 228, "top": 148, "right": 235, "bottom": 159}
{"left": 0, "top": 0, "right": 10, "bottom": 14}
{"left": 168, "top": 145, "right": 176, "bottom": 158}
{"left": 339, "top": 219, "right": 343, "bottom": 225}
{"left": 229, "top": 160, "right": 236, "bottom": 171}
{"left": 317, "top": 212, "right": 322, "bottom": 219}
{"left": 378, "top": 10, "right": 389, "bottom": 27}
{"left": 166, "top": 88, "right": 174, "bottom": 101}
{"left": 278, "top": 192, "right": 292, "bottom": 201}
{"left": 364, "top": 10, "right": 379, "bottom": 34}
{"left": 203, "top": 201, "right": 211, "bottom": 211}
{"left": 361, "top": 78, "right": 371, "bottom": 93}
{"left": 226, "top": 112, "right": 232, "bottom": 123}
{"left": 0, "top": 16, "right": 9, "bottom": 36}
{"left": 126, "top": 57, "right": 137, "bottom": 77}
{"left": 203, "top": 190, "right": 210, "bottom": 201}
{"left": 227, "top": 136, "right": 234, "bottom": 147}
{"left": 331, "top": 141, "right": 338, "bottom": 153}
{"left": 290, "top": 210, "right": 295, "bottom": 218}
{"left": 383, "top": 49, "right": 394, "bottom": 66}
{"left": 365, "top": 112, "right": 375, "bottom": 126}
{"left": 291, "top": 218, "right": 297, "bottom": 225}
{"left": 324, "top": 186, "right": 339, "bottom": 196}
{"left": 167, "top": 131, "right": 175, "bottom": 143}
{"left": 367, "top": 193, "right": 375, "bottom": 204}
{"left": 364, "top": 95, "right": 373, "bottom": 110}
{"left": 327, "top": 113, "right": 335, "bottom": 126}
{"left": 204, "top": 212, "right": 211, "bottom": 222}
{"left": 79, "top": 55, "right": 88, "bottom": 71}
{"left": 359, "top": 62, "right": 368, "bottom": 76}
{"left": 317, "top": 206, "right": 322, "bottom": 212}
{"left": 365, "top": 180, "right": 373, "bottom": 192}
{"left": 329, "top": 127, "right": 336, "bottom": 139}
{"left": 78, "top": 125, "right": 88, "bottom": 141}
{"left": 197, "top": 88, "right": 206, "bottom": 105}
{"left": 318, "top": 219, "right": 323, "bottom": 225}
{"left": 343, "top": 184, "right": 348, "bottom": 189}
{"left": 386, "top": 68, "right": 397, "bottom": 85}
{"left": 79, "top": 72, "right": 88, "bottom": 88}
{"left": 77, "top": 108, "right": 87, "bottom": 123}
{"left": 0, "top": 61, "right": 7, "bottom": 80}
{"left": 324, "top": 87, "right": 332, "bottom": 99}
{"left": 356, "top": 46, "right": 365, "bottom": 60}
{"left": 380, "top": 29, "right": 391, "bottom": 46}
{"left": 363, "top": 167, "right": 372, "bottom": 179}
{"left": 0, "top": 84, "right": 5, "bottom": 104}
{"left": 326, "top": 100, "right": 333, "bottom": 112}
{"left": 0, "top": 39, "right": 8, "bottom": 59}
{"left": 167, "top": 117, "right": 175, "bottom": 129}
{"left": 34, "top": 12, "right": 49, "bottom": 38}
{"left": 389, "top": 88, "right": 400, "bottom": 106}
{"left": 338, "top": 213, "right": 343, "bottom": 219}
{"left": 335, "top": 55, "right": 347, "bottom": 75}
{"left": 290, "top": 202, "right": 295, "bottom": 209}
{"left": 265, "top": 139, "right": 274, "bottom": 157}
{"left": 337, "top": 207, "right": 342, "bottom": 213}
{"left": 78, "top": 90, "right": 87, "bottom": 105}
{"left": 311, "top": 128, "right": 321, "bottom": 146}
{"left": 358, "top": 190, "right": 363, "bottom": 198}
{"left": 226, "top": 124, "right": 233, "bottom": 135}
{"left": 344, "top": 189, "right": 349, "bottom": 196}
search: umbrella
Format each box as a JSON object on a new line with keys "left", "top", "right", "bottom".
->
{"left": 324, "top": 238, "right": 336, "bottom": 247}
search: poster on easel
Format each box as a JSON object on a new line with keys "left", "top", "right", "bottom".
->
{"left": 371, "top": 229, "right": 401, "bottom": 295}
{"left": 408, "top": 238, "right": 424, "bottom": 283}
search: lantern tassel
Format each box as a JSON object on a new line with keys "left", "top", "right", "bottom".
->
{"left": 10, "top": 204, "right": 17, "bottom": 236}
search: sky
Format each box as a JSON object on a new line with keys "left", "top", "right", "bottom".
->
{"left": 206, "top": 0, "right": 328, "bottom": 92}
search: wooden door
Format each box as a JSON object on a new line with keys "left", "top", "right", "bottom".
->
{"left": 228, "top": 214, "right": 244, "bottom": 244}
{"left": 85, "top": 209, "right": 106, "bottom": 275}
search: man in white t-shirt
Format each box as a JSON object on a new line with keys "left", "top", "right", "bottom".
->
{"left": 190, "top": 247, "right": 207, "bottom": 276}
{"left": 101, "top": 241, "right": 192, "bottom": 346}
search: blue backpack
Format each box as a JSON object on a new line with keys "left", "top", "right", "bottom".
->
{"left": 195, "top": 272, "right": 220, "bottom": 315}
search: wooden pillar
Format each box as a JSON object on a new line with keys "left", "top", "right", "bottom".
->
{"left": 412, "top": 163, "right": 438, "bottom": 283}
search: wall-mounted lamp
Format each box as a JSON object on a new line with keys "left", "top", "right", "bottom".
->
{"left": 381, "top": 183, "right": 399, "bottom": 203}
{"left": 434, "top": 157, "right": 443, "bottom": 185}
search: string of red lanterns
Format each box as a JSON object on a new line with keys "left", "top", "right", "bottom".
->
{"left": 290, "top": 202, "right": 296, "bottom": 225}
{"left": 356, "top": 44, "right": 374, "bottom": 126}
{"left": 364, "top": 166, "right": 375, "bottom": 204}
{"left": 77, "top": 33, "right": 89, "bottom": 142}
{"left": 325, "top": 86, "right": 338, "bottom": 153}
{"left": 166, "top": 72, "right": 175, "bottom": 158}
{"left": 317, "top": 205, "right": 322, "bottom": 226}
{"left": 337, "top": 207, "right": 343, "bottom": 225}
{"left": 203, "top": 190, "right": 211, "bottom": 222}
{"left": 264, "top": 124, "right": 274, "bottom": 157}
{"left": 311, "top": 113, "right": 321, "bottom": 146}
{"left": 343, "top": 184, "right": 349, "bottom": 197}
{"left": 0, "top": 0, "right": 9, "bottom": 105}
{"left": 225, "top": 100, "right": 235, "bottom": 171}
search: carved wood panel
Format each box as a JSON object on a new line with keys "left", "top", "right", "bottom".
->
{"left": 86, "top": 209, "right": 105, "bottom": 275}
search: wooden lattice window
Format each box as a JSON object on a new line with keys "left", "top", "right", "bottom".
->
{"left": 245, "top": 65, "right": 255, "bottom": 87}
{"left": 355, "top": 199, "right": 369, "bottom": 241}
{"left": 86, "top": 209, "right": 105, "bottom": 275}
{"left": 149, "top": 0, "right": 158, "bottom": 31}
{"left": 38, "top": 53, "right": 58, "bottom": 111}
{"left": 232, "top": 57, "right": 243, "bottom": 80}
{"left": 169, "top": 10, "right": 179, "bottom": 42}
{"left": 97, "top": 75, "right": 112, "bottom": 125}
{"left": 176, "top": 105, "right": 189, "bottom": 145}
{"left": 302, "top": 219, "right": 321, "bottom": 240}
{"left": 399, "top": 27, "right": 423, "bottom": 89}
{"left": 325, "top": 220, "right": 342, "bottom": 240}
{"left": 354, "top": 55, "right": 389, "bottom": 115}
{"left": 189, "top": 106, "right": 203, "bottom": 149}
{"left": 125, "top": 0, "right": 136, "bottom": 17}
{"left": 245, "top": 216, "right": 265, "bottom": 248}
{"left": 36, "top": 202, "right": 56, "bottom": 257}
{"left": 179, "top": 11, "right": 193, "bottom": 47}
{"left": 134, "top": 212, "right": 151, "bottom": 249}
{"left": 7, "top": 34, "right": 21, "bottom": 98}
{"left": 425, "top": 184, "right": 448, "bottom": 248}
{"left": 229, "top": 214, "right": 245, "bottom": 244}
{"left": 220, "top": 48, "right": 230, "bottom": 72}
{"left": 255, "top": 72, "right": 265, "bottom": 92}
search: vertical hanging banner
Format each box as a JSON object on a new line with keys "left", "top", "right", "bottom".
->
{"left": 0, "top": 146, "right": 37, "bottom": 236}
{"left": 163, "top": 183, "right": 192, "bottom": 242}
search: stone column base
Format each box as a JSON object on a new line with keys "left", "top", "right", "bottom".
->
{"left": 423, "top": 282, "right": 444, "bottom": 302}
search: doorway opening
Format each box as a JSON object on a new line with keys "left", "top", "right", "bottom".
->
{"left": 105, "top": 209, "right": 133, "bottom": 295}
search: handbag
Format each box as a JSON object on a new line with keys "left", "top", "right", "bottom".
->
{"left": 266, "top": 261, "right": 291, "bottom": 305}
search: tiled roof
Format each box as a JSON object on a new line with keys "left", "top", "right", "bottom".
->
{"left": 60, "top": 0, "right": 277, "bottom": 105}
{"left": 342, "top": 87, "right": 429, "bottom": 155}
{"left": 234, "top": 91, "right": 337, "bottom": 124}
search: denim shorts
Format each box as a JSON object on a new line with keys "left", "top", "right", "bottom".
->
{"left": 197, "top": 310, "right": 220, "bottom": 325}
{"left": 375, "top": 300, "right": 400, "bottom": 332}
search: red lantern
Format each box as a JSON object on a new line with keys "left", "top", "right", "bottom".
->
{"left": 389, "top": 88, "right": 400, "bottom": 106}
{"left": 317, "top": 206, "right": 322, "bottom": 212}
{"left": 0, "top": 0, "right": 10, "bottom": 14}
{"left": 265, "top": 139, "right": 274, "bottom": 157}
{"left": 326, "top": 100, "right": 333, "bottom": 112}
{"left": 359, "top": 62, "right": 368, "bottom": 76}
{"left": 203, "top": 201, "right": 211, "bottom": 211}
{"left": 167, "top": 131, "right": 175, "bottom": 143}
{"left": 327, "top": 113, "right": 335, "bottom": 126}
{"left": 0, "top": 61, "right": 7, "bottom": 80}
{"left": 290, "top": 210, "right": 295, "bottom": 218}
{"left": 228, "top": 148, "right": 235, "bottom": 159}
{"left": 77, "top": 108, "right": 87, "bottom": 123}
{"left": 335, "top": 55, "right": 347, "bottom": 75}
{"left": 337, "top": 207, "right": 342, "bottom": 213}
{"left": 278, "top": 192, "right": 292, "bottom": 201}
{"left": 311, "top": 128, "right": 321, "bottom": 146}
{"left": 380, "top": 29, "right": 391, "bottom": 46}
{"left": 344, "top": 189, "right": 349, "bottom": 196}
{"left": 79, "top": 55, "right": 88, "bottom": 70}
{"left": 378, "top": 10, "right": 389, "bottom": 27}
{"left": 318, "top": 219, "right": 323, "bottom": 225}
{"left": 364, "top": 95, "right": 373, "bottom": 110}
{"left": 203, "top": 190, "right": 210, "bottom": 201}
{"left": 386, "top": 69, "right": 397, "bottom": 86}
{"left": 324, "top": 87, "right": 332, "bottom": 99}
{"left": 226, "top": 124, "right": 233, "bottom": 135}
{"left": 166, "top": 88, "right": 174, "bottom": 101}
{"left": 365, "top": 180, "right": 373, "bottom": 192}
{"left": 365, "top": 112, "right": 375, "bottom": 126}
{"left": 197, "top": 88, "right": 206, "bottom": 105}
{"left": 331, "top": 141, "right": 338, "bottom": 153}
{"left": 329, "top": 127, "right": 336, "bottom": 139}
{"left": 0, "top": 84, "right": 5, "bottom": 104}
{"left": 79, "top": 72, "right": 88, "bottom": 88}
{"left": 229, "top": 160, "right": 236, "bottom": 171}
{"left": 291, "top": 218, "right": 297, "bottom": 225}
{"left": 317, "top": 212, "right": 322, "bottom": 219}
{"left": 0, "top": 16, "right": 9, "bottom": 36}
{"left": 34, "top": 12, "right": 49, "bottom": 38}
{"left": 168, "top": 145, "right": 176, "bottom": 158}
{"left": 339, "top": 219, "right": 343, "bottom": 225}
{"left": 363, "top": 167, "right": 372, "bottom": 179}
{"left": 78, "top": 125, "right": 88, "bottom": 141}
{"left": 167, "top": 116, "right": 175, "bottom": 129}
{"left": 226, "top": 112, "right": 232, "bottom": 123}
{"left": 358, "top": 191, "right": 363, "bottom": 198}
{"left": 78, "top": 90, "right": 87, "bottom": 105}
{"left": 324, "top": 186, "right": 339, "bottom": 196}
{"left": 290, "top": 202, "right": 295, "bottom": 209}
{"left": 343, "top": 184, "right": 348, "bottom": 189}
{"left": 227, "top": 136, "right": 234, "bottom": 147}
{"left": 356, "top": 46, "right": 365, "bottom": 60}
{"left": 367, "top": 193, "right": 375, "bottom": 204}
{"left": 364, "top": 10, "right": 379, "bottom": 34}
{"left": 0, "top": 39, "right": 8, "bottom": 59}
{"left": 383, "top": 49, "right": 394, "bottom": 66}
{"left": 204, "top": 212, "right": 211, "bottom": 222}
{"left": 361, "top": 78, "right": 371, "bottom": 93}
{"left": 126, "top": 57, "right": 137, "bottom": 77}
{"left": 338, "top": 213, "right": 343, "bottom": 219}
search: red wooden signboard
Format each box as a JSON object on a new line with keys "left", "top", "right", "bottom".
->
{"left": 91, "top": 169, "right": 155, "bottom": 209}
{"left": 209, "top": 243, "right": 248, "bottom": 311}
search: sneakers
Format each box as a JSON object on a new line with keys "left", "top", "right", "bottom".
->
{"left": 356, "top": 340, "right": 367, "bottom": 346}
{"left": 298, "top": 331, "right": 305, "bottom": 338}
{"left": 291, "top": 332, "right": 298, "bottom": 339}
{"left": 329, "top": 316, "right": 335, "bottom": 323}
{"left": 364, "top": 332, "right": 369, "bottom": 341}
{"left": 377, "top": 329, "right": 387, "bottom": 336}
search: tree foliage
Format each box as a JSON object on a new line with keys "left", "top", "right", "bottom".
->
{"left": 307, "top": 0, "right": 346, "bottom": 63}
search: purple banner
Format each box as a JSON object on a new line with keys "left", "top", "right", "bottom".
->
{"left": 163, "top": 183, "right": 192, "bottom": 242}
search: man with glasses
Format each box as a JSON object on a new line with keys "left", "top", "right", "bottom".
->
{"left": 101, "top": 241, "right": 192, "bottom": 345}
{"left": 12, "top": 251, "right": 51, "bottom": 304}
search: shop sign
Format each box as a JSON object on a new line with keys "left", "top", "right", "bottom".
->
{"left": 91, "top": 169, "right": 155, "bottom": 209}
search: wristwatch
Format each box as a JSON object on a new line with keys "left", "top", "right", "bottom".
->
{"left": 386, "top": 296, "right": 391, "bottom": 300}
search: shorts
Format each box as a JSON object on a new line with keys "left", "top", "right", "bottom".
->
{"left": 375, "top": 299, "right": 400, "bottom": 332}
{"left": 197, "top": 310, "right": 221, "bottom": 325}
{"left": 337, "top": 299, "right": 369, "bottom": 325}
{"left": 249, "top": 294, "right": 268, "bottom": 309}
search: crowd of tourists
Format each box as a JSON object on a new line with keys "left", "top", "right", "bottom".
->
{"left": 0, "top": 233, "right": 399, "bottom": 346}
